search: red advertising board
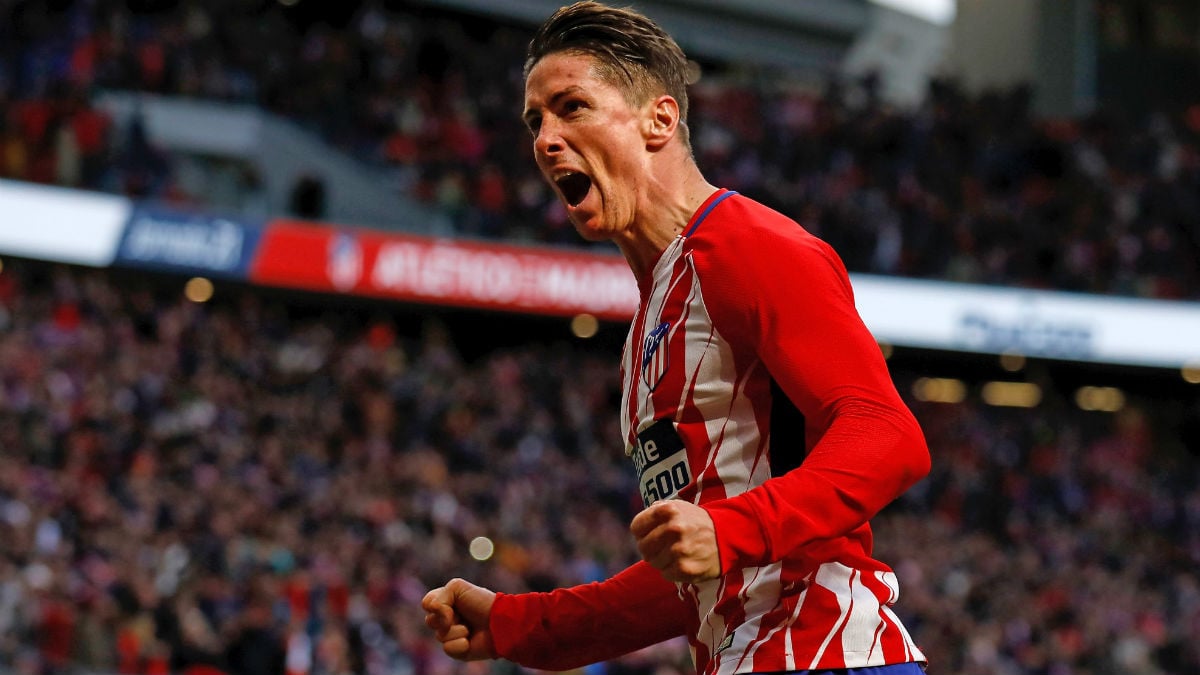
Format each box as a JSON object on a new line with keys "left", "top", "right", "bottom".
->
{"left": 250, "top": 219, "right": 639, "bottom": 321}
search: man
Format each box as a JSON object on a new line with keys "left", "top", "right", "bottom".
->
{"left": 422, "top": 3, "right": 930, "bottom": 673}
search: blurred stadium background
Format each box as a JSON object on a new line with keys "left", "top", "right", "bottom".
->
{"left": 1, "top": 0, "right": 1199, "bottom": 674}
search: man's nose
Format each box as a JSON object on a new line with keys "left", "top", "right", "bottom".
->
{"left": 534, "top": 118, "right": 564, "bottom": 157}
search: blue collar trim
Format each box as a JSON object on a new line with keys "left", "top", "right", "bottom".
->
{"left": 684, "top": 190, "right": 738, "bottom": 238}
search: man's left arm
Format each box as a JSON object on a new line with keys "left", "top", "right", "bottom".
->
{"left": 683, "top": 230, "right": 930, "bottom": 578}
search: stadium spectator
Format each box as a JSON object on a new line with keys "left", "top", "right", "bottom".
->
{"left": 1, "top": 1, "right": 1198, "bottom": 299}
{"left": 0, "top": 256, "right": 1197, "bottom": 674}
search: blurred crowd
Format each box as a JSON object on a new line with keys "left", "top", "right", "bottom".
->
{"left": 2, "top": 1, "right": 1199, "bottom": 298}
{"left": 1, "top": 259, "right": 1198, "bottom": 675}
{"left": 2, "top": 3, "right": 1200, "bottom": 672}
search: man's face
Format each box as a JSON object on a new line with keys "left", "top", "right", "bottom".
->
{"left": 523, "top": 52, "right": 649, "bottom": 241}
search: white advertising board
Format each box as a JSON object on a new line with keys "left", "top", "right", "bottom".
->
{"left": 0, "top": 179, "right": 130, "bottom": 267}
{"left": 851, "top": 274, "right": 1200, "bottom": 369}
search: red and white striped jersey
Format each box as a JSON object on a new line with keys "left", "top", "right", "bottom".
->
{"left": 491, "top": 189, "right": 929, "bottom": 674}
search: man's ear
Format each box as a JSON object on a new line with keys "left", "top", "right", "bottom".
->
{"left": 645, "top": 95, "right": 680, "bottom": 150}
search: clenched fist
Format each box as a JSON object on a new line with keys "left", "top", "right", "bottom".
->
{"left": 630, "top": 500, "right": 721, "bottom": 583}
{"left": 421, "top": 578, "right": 498, "bottom": 660}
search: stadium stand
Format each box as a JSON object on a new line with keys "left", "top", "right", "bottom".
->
{"left": 0, "top": 258, "right": 1196, "bottom": 675}
{"left": 1, "top": 1, "right": 1198, "bottom": 297}
{"left": 1, "top": 2, "right": 1199, "bottom": 675}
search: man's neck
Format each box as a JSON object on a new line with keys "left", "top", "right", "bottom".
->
{"left": 615, "top": 167, "right": 719, "bottom": 281}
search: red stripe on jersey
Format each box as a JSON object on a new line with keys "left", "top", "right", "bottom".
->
{"left": 647, "top": 261, "right": 694, "bottom": 419}
{"left": 623, "top": 238, "right": 693, "bottom": 454}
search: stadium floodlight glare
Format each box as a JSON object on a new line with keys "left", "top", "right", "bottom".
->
{"left": 184, "top": 277, "right": 215, "bottom": 303}
{"left": 1183, "top": 363, "right": 1200, "bottom": 384}
{"left": 912, "top": 377, "right": 967, "bottom": 403}
{"left": 469, "top": 536, "right": 495, "bottom": 562}
{"left": 877, "top": 341, "right": 894, "bottom": 360}
{"left": 981, "top": 381, "right": 1042, "bottom": 408}
{"left": 571, "top": 313, "right": 599, "bottom": 339}
{"left": 999, "top": 351, "right": 1026, "bottom": 372}
{"left": 1074, "top": 386, "right": 1125, "bottom": 413}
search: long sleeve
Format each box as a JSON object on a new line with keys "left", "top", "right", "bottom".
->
{"left": 692, "top": 221, "right": 930, "bottom": 574}
{"left": 489, "top": 560, "right": 691, "bottom": 670}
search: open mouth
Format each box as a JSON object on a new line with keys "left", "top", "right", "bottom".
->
{"left": 555, "top": 172, "right": 592, "bottom": 207}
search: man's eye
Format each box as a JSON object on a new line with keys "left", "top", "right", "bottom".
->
{"left": 563, "top": 100, "right": 582, "bottom": 114}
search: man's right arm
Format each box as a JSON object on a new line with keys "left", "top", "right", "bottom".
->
{"left": 489, "top": 560, "right": 690, "bottom": 670}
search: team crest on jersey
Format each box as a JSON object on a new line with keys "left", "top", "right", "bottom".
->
{"left": 641, "top": 322, "right": 671, "bottom": 390}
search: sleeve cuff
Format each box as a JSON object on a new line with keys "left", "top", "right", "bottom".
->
{"left": 704, "top": 496, "right": 772, "bottom": 574}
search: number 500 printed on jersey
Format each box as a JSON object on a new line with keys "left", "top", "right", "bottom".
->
{"left": 631, "top": 418, "right": 692, "bottom": 506}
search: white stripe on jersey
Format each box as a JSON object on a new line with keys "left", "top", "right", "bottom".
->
{"left": 672, "top": 260, "right": 704, "bottom": 411}
{"left": 692, "top": 578, "right": 726, "bottom": 668}
{"left": 719, "top": 562, "right": 784, "bottom": 674}
{"left": 808, "top": 563, "right": 857, "bottom": 669}
{"left": 844, "top": 567, "right": 888, "bottom": 666}
{"left": 875, "top": 570, "right": 900, "bottom": 604}
{"left": 783, "top": 580, "right": 811, "bottom": 671}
